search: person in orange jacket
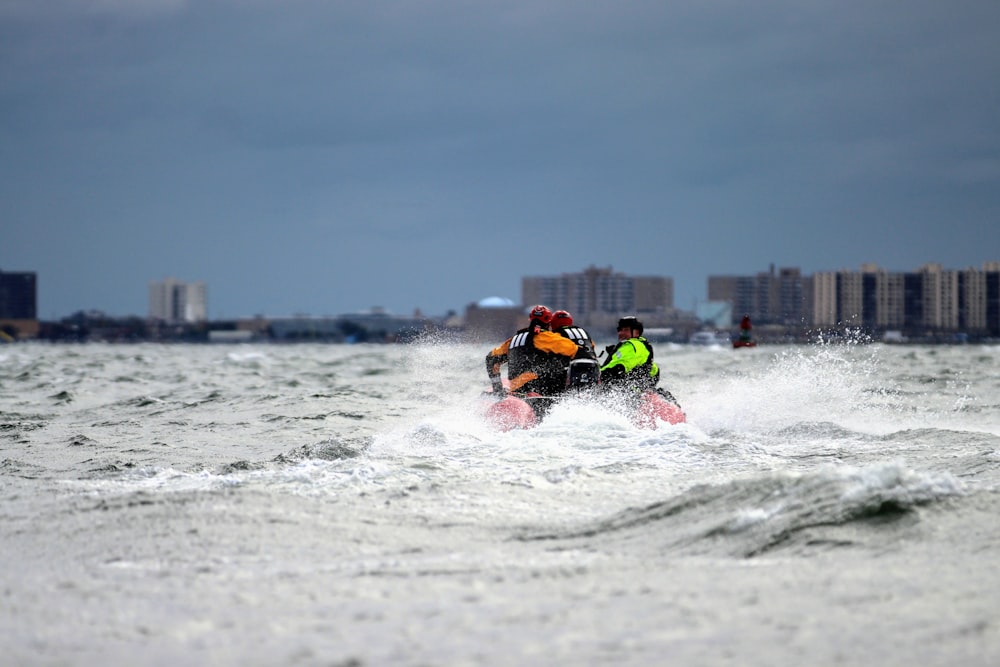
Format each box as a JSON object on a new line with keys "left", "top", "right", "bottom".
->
{"left": 485, "top": 305, "right": 596, "bottom": 401}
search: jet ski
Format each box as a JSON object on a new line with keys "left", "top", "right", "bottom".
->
{"left": 483, "top": 359, "right": 685, "bottom": 431}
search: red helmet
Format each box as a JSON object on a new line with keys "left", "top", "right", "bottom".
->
{"left": 528, "top": 304, "right": 553, "bottom": 324}
{"left": 551, "top": 310, "right": 573, "bottom": 328}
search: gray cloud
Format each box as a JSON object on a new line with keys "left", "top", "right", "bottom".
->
{"left": 3, "top": 1, "right": 999, "bottom": 317}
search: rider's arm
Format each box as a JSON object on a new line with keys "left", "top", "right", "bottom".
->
{"left": 485, "top": 338, "right": 511, "bottom": 394}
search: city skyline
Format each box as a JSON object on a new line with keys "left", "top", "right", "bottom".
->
{"left": 4, "top": 2, "right": 999, "bottom": 320}
{"left": 6, "top": 260, "right": 999, "bottom": 323}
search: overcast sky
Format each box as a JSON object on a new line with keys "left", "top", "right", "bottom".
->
{"left": 3, "top": 0, "right": 998, "bottom": 319}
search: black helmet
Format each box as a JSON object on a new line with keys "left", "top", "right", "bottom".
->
{"left": 617, "top": 316, "right": 643, "bottom": 334}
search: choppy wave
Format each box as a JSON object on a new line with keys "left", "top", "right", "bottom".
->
{"left": 522, "top": 462, "right": 963, "bottom": 558}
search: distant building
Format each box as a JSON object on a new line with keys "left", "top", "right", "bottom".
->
{"left": 0, "top": 269, "right": 39, "bottom": 339}
{"left": 463, "top": 297, "right": 523, "bottom": 343}
{"left": 522, "top": 265, "right": 675, "bottom": 331}
{"left": 148, "top": 278, "right": 207, "bottom": 323}
{"left": 711, "top": 262, "right": 1000, "bottom": 339}
{"left": 0, "top": 269, "right": 36, "bottom": 319}
{"left": 988, "top": 262, "right": 1000, "bottom": 335}
{"left": 708, "top": 265, "right": 808, "bottom": 327}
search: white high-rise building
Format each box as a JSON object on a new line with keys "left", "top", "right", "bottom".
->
{"left": 149, "top": 278, "right": 207, "bottom": 323}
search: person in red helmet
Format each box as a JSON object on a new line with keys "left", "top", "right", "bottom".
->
{"left": 551, "top": 309, "right": 596, "bottom": 354}
{"left": 485, "top": 305, "right": 595, "bottom": 407}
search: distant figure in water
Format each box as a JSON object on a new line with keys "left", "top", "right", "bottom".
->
{"left": 739, "top": 314, "right": 753, "bottom": 343}
{"left": 733, "top": 314, "right": 757, "bottom": 348}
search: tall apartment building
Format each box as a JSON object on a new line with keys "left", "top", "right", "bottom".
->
{"left": 522, "top": 266, "right": 674, "bottom": 324}
{"left": 0, "top": 269, "right": 36, "bottom": 319}
{"left": 836, "top": 270, "right": 866, "bottom": 328}
{"left": 987, "top": 262, "right": 1000, "bottom": 335}
{"left": 0, "top": 269, "right": 38, "bottom": 339}
{"left": 148, "top": 278, "right": 207, "bottom": 323}
{"left": 712, "top": 262, "right": 1000, "bottom": 337}
{"left": 707, "top": 265, "right": 808, "bottom": 326}
{"left": 813, "top": 265, "right": 922, "bottom": 331}
{"left": 811, "top": 263, "right": 999, "bottom": 336}
{"left": 960, "top": 268, "right": 988, "bottom": 331}
{"left": 812, "top": 272, "right": 838, "bottom": 327}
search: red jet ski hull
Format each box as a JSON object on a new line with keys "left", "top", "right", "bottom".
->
{"left": 485, "top": 395, "right": 539, "bottom": 432}
{"left": 633, "top": 391, "right": 686, "bottom": 428}
{"left": 484, "top": 391, "right": 685, "bottom": 431}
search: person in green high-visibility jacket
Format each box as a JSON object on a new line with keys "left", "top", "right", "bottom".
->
{"left": 600, "top": 316, "right": 660, "bottom": 394}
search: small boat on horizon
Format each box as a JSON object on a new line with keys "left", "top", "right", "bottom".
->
{"left": 733, "top": 314, "right": 757, "bottom": 348}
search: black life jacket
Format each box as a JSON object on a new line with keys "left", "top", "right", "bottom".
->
{"left": 555, "top": 325, "right": 595, "bottom": 351}
{"left": 508, "top": 327, "right": 572, "bottom": 395}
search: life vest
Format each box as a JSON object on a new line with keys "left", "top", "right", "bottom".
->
{"left": 601, "top": 336, "right": 659, "bottom": 391}
{"left": 555, "top": 325, "right": 596, "bottom": 352}
{"left": 508, "top": 327, "right": 580, "bottom": 395}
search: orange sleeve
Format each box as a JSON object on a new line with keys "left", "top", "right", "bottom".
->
{"left": 489, "top": 338, "right": 511, "bottom": 358}
{"left": 534, "top": 332, "right": 586, "bottom": 358}
{"left": 486, "top": 338, "right": 512, "bottom": 378}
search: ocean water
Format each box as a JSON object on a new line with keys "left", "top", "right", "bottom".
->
{"left": 1, "top": 340, "right": 998, "bottom": 666}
